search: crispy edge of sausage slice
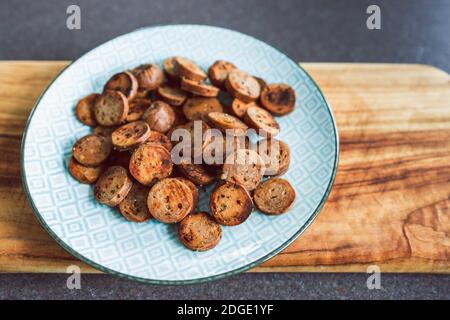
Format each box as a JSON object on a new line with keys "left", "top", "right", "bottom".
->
{"left": 68, "top": 157, "right": 104, "bottom": 184}
{"left": 180, "top": 78, "right": 220, "bottom": 97}
{"left": 131, "top": 64, "right": 164, "bottom": 91}
{"left": 210, "top": 182, "right": 253, "bottom": 226}
{"left": 244, "top": 105, "right": 280, "bottom": 137}
{"left": 112, "top": 121, "right": 151, "bottom": 151}
{"left": 147, "top": 178, "right": 194, "bottom": 223}
{"left": 174, "top": 57, "right": 207, "bottom": 81}
{"left": 182, "top": 97, "right": 223, "bottom": 121}
{"left": 72, "top": 134, "right": 112, "bottom": 167}
{"left": 118, "top": 182, "right": 152, "bottom": 222}
{"left": 103, "top": 71, "right": 138, "bottom": 100}
{"left": 221, "top": 148, "right": 264, "bottom": 192}
{"left": 178, "top": 211, "right": 222, "bottom": 251}
{"left": 94, "top": 90, "right": 129, "bottom": 126}
{"left": 253, "top": 178, "right": 296, "bottom": 215}
{"left": 208, "top": 60, "right": 237, "bottom": 88}
{"left": 156, "top": 85, "right": 188, "bottom": 106}
{"left": 142, "top": 100, "right": 176, "bottom": 133}
{"left": 94, "top": 166, "right": 133, "bottom": 207}
{"left": 76, "top": 93, "right": 99, "bottom": 127}
{"left": 129, "top": 143, "right": 173, "bottom": 186}
{"left": 178, "top": 162, "right": 217, "bottom": 186}
{"left": 126, "top": 98, "right": 152, "bottom": 122}
{"left": 225, "top": 69, "right": 261, "bottom": 103}
{"left": 206, "top": 111, "right": 248, "bottom": 136}
{"left": 260, "top": 83, "right": 296, "bottom": 116}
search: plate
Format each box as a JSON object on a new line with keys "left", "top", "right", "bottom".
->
{"left": 21, "top": 25, "right": 339, "bottom": 284}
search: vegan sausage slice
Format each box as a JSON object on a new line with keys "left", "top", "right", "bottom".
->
{"left": 208, "top": 60, "right": 236, "bottom": 88}
{"left": 72, "top": 134, "right": 112, "bottom": 167}
{"left": 94, "top": 166, "right": 132, "bottom": 207}
{"left": 104, "top": 71, "right": 138, "bottom": 100}
{"left": 225, "top": 69, "right": 261, "bottom": 103}
{"left": 68, "top": 157, "right": 104, "bottom": 184}
{"left": 119, "top": 182, "right": 152, "bottom": 222}
{"left": 156, "top": 85, "right": 188, "bottom": 106}
{"left": 260, "top": 83, "right": 296, "bottom": 116}
{"left": 180, "top": 78, "right": 220, "bottom": 97}
{"left": 210, "top": 182, "right": 253, "bottom": 226}
{"left": 221, "top": 149, "right": 264, "bottom": 192}
{"left": 256, "top": 138, "right": 291, "bottom": 176}
{"left": 131, "top": 64, "right": 164, "bottom": 91}
{"left": 206, "top": 112, "right": 248, "bottom": 136}
{"left": 94, "top": 90, "right": 129, "bottom": 126}
{"left": 178, "top": 211, "right": 222, "bottom": 251}
{"left": 142, "top": 100, "right": 175, "bottom": 133}
{"left": 76, "top": 93, "right": 99, "bottom": 127}
{"left": 112, "top": 121, "right": 151, "bottom": 151}
{"left": 182, "top": 97, "right": 223, "bottom": 121}
{"left": 174, "top": 57, "right": 207, "bottom": 81}
{"left": 244, "top": 105, "right": 280, "bottom": 137}
{"left": 147, "top": 178, "right": 194, "bottom": 223}
{"left": 253, "top": 178, "right": 296, "bottom": 215}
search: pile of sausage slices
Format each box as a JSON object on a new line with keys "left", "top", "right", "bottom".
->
{"left": 70, "top": 56, "right": 297, "bottom": 251}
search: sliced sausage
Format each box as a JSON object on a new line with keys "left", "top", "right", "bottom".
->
{"left": 178, "top": 211, "right": 222, "bottom": 251}
{"left": 221, "top": 149, "right": 264, "bottom": 191}
{"left": 260, "top": 83, "right": 296, "bottom": 116}
{"left": 230, "top": 99, "right": 258, "bottom": 119}
{"left": 131, "top": 64, "right": 164, "bottom": 91}
{"left": 256, "top": 138, "right": 291, "bottom": 176}
{"left": 156, "top": 85, "right": 188, "bottom": 106}
{"left": 142, "top": 100, "right": 175, "bottom": 133}
{"left": 253, "top": 178, "right": 296, "bottom": 215}
{"left": 145, "top": 130, "right": 173, "bottom": 151}
{"left": 210, "top": 182, "right": 253, "bottom": 226}
{"left": 94, "top": 166, "right": 133, "bottom": 207}
{"left": 174, "top": 57, "right": 207, "bottom": 81}
{"left": 206, "top": 112, "right": 248, "bottom": 136}
{"left": 72, "top": 134, "right": 112, "bottom": 167}
{"left": 182, "top": 97, "right": 223, "bottom": 121}
{"left": 225, "top": 69, "right": 261, "bottom": 103}
{"left": 175, "top": 177, "right": 199, "bottom": 211}
{"left": 76, "top": 93, "right": 99, "bottom": 127}
{"left": 244, "top": 105, "right": 280, "bottom": 137}
{"left": 180, "top": 78, "right": 220, "bottom": 97}
{"left": 112, "top": 121, "right": 150, "bottom": 151}
{"left": 129, "top": 143, "right": 173, "bottom": 186}
{"left": 94, "top": 90, "right": 129, "bottom": 126}
{"left": 178, "top": 162, "right": 217, "bottom": 186}
{"left": 103, "top": 71, "right": 138, "bottom": 100}
{"left": 118, "top": 182, "right": 152, "bottom": 222}
{"left": 68, "top": 157, "right": 104, "bottom": 184}
{"left": 126, "top": 98, "right": 151, "bottom": 122}
{"left": 208, "top": 60, "right": 236, "bottom": 88}
{"left": 163, "top": 56, "right": 181, "bottom": 82}
{"left": 147, "top": 178, "right": 194, "bottom": 223}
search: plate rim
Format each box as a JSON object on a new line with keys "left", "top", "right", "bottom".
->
{"left": 20, "top": 24, "right": 339, "bottom": 285}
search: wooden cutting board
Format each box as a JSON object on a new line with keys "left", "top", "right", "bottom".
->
{"left": 0, "top": 61, "right": 449, "bottom": 274}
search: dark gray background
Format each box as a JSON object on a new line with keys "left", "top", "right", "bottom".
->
{"left": 0, "top": 0, "right": 449, "bottom": 300}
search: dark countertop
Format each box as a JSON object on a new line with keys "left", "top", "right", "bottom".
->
{"left": 0, "top": 0, "right": 449, "bottom": 300}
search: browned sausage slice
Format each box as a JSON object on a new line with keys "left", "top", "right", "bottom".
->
{"left": 103, "top": 71, "right": 138, "bottom": 100}
{"left": 178, "top": 211, "right": 222, "bottom": 251}
{"left": 256, "top": 138, "right": 291, "bottom": 176}
{"left": 208, "top": 60, "right": 236, "bottom": 88}
{"left": 174, "top": 57, "right": 207, "bottom": 81}
{"left": 118, "top": 182, "right": 152, "bottom": 222}
{"left": 163, "top": 56, "right": 181, "bottom": 82}
{"left": 147, "top": 178, "right": 194, "bottom": 223}
{"left": 230, "top": 99, "right": 258, "bottom": 119}
{"left": 244, "top": 105, "right": 280, "bottom": 137}
{"left": 253, "top": 178, "right": 296, "bottom": 215}
{"left": 156, "top": 85, "right": 188, "bottom": 106}
{"left": 112, "top": 121, "right": 150, "bottom": 151}
{"left": 175, "top": 177, "right": 199, "bottom": 210}
{"left": 126, "top": 98, "right": 151, "bottom": 122}
{"left": 129, "top": 143, "right": 173, "bottom": 186}
{"left": 206, "top": 112, "right": 248, "bottom": 136}
{"left": 260, "top": 83, "right": 296, "bottom": 116}
{"left": 68, "top": 157, "right": 104, "bottom": 184}
{"left": 131, "top": 64, "right": 164, "bottom": 91}
{"left": 225, "top": 69, "right": 261, "bottom": 102}
{"left": 142, "top": 100, "right": 175, "bottom": 133}
{"left": 178, "top": 162, "right": 217, "bottom": 186}
{"left": 221, "top": 149, "right": 264, "bottom": 191}
{"left": 94, "top": 166, "right": 133, "bottom": 207}
{"left": 144, "top": 130, "right": 173, "bottom": 151}
{"left": 72, "top": 134, "right": 112, "bottom": 167}
{"left": 180, "top": 78, "right": 220, "bottom": 97}
{"left": 76, "top": 93, "right": 99, "bottom": 127}
{"left": 210, "top": 182, "right": 253, "bottom": 226}
{"left": 182, "top": 97, "right": 223, "bottom": 121}
{"left": 94, "top": 90, "right": 129, "bottom": 126}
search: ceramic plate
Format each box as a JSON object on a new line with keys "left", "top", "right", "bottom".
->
{"left": 21, "top": 25, "right": 338, "bottom": 284}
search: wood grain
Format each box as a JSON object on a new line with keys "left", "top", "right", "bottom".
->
{"left": 0, "top": 61, "right": 449, "bottom": 274}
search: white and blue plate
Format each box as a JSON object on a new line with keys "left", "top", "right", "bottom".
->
{"left": 21, "top": 25, "right": 339, "bottom": 284}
